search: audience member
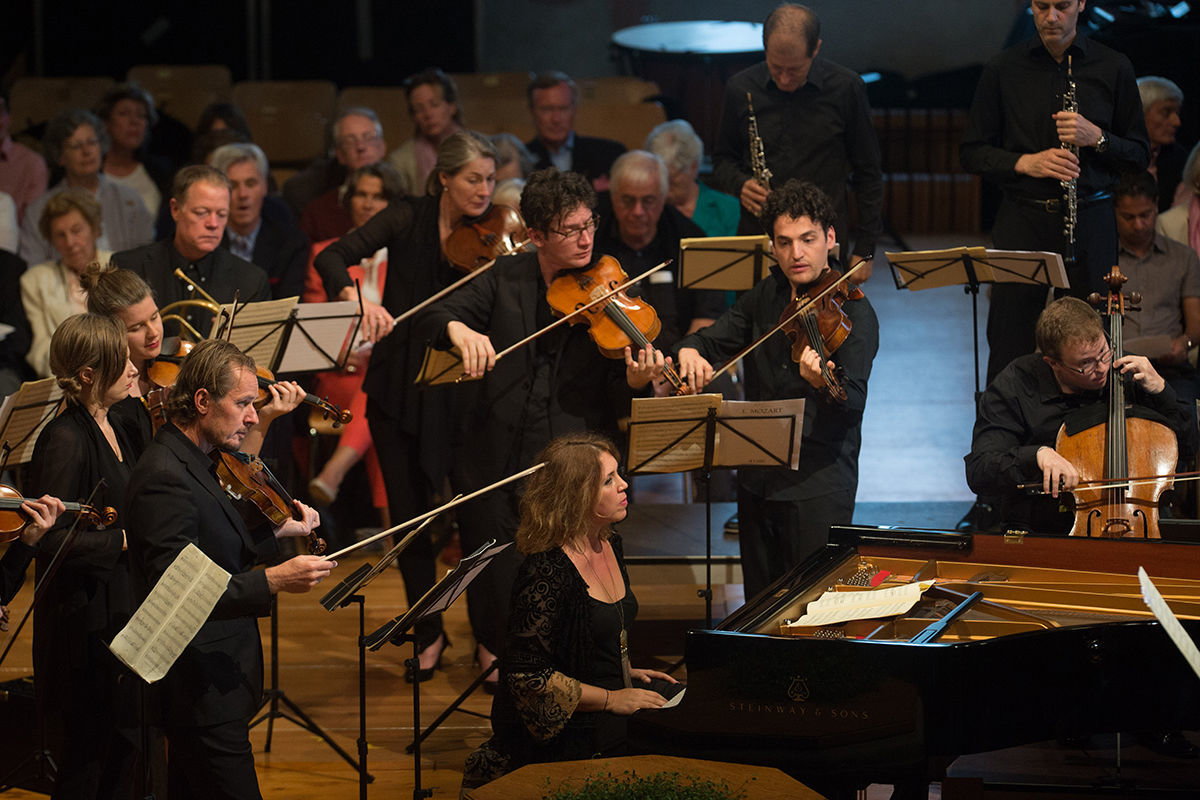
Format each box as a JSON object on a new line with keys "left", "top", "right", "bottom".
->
{"left": 525, "top": 71, "right": 625, "bottom": 191}
{"left": 490, "top": 133, "right": 534, "bottom": 183}
{"left": 209, "top": 143, "right": 309, "bottom": 299}
{"left": 20, "top": 109, "right": 153, "bottom": 265}
{"left": 0, "top": 191, "right": 15, "bottom": 253}
{"left": 0, "top": 248, "right": 33, "bottom": 397}
{"left": 387, "top": 68, "right": 464, "bottom": 196}
{"left": 96, "top": 83, "right": 172, "bottom": 219}
{"left": 21, "top": 189, "right": 111, "bottom": 377}
{"left": 112, "top": 165, "right": 269, "bottom": 338}
{"left": 1137, "top": 76, "right": 1186, "bottom": 212}
{"left": 1159, "top": 142, "right": 1200, "bottom": 258}
{"left": 594, "top": 150, "right": 725, "bottom": 350}
{"left": 298, "top": 108, "right": 388, "bottom": 242}
{"left": 196, "top": 102, "right": 253, "bottom": 141}
{"left": 645, "top": 119, "right": 740, "bottom": 237}
{"left": 0, "top": 94, "right": 49, "bottom": 223}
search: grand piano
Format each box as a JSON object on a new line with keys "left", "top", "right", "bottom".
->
{"left": 629, "top": 526, "right": 1200, "bottom": 793}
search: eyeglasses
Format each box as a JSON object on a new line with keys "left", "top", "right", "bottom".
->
{"left": 1057, "top": 347, "right": 1114, "bottom": 375}
{"left": 337, "top": 132, "right": 380, "bottom": 148}
{"left": 64, "top": 137, "right": 100, "bottom": 152}
{"left": 548, "top": 214, "right": 599, "bottom": 240}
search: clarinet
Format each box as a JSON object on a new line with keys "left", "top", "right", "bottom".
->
{"left": 1060, "top": 55, "right": 1079, "bottom": 267}
{"left": 747, "top": 91, "right": 772, "bottom": 191}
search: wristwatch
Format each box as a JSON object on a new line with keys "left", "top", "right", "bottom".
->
{"left": 1095, "top": 130, "right": 1109, "bottom": 153}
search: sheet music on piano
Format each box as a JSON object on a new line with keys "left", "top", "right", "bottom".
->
{"left": 784, "top": 581, "right": 935, "bottom": 629}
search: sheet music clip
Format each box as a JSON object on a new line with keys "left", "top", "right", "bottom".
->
{"left": 363, "top": 539, "right": 512, "bottom": 650}
{"left": 0, "top": 377, "right": 66, "bottom": 470}
{"left": 679, "top": 234, "right": 775, "bottom": 291}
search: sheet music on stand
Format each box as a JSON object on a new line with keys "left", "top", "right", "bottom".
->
{"left": 211, "top": 297, "right": 298, "bottom": 367}
{"left": 886, "top": 246, "right": 1069, "bottom": 292}
{"left": 0, "top": 378, "right": 65, "bottom": 468}
{"left": 679, "top": 234, "right": 775, "bottom": 291}
{"left": 275, "top": 300, "right": 361, "bottom": 374}
{"left": 627, "top": 394, "right": 804, "bottom": 474}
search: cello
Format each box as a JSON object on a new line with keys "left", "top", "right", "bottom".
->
{"left": 1055, "top": 266, "right": 1177, "bottom": 538}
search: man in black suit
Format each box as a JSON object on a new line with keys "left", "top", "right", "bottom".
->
{"left": 112, "top": 165, "right": 271, "bottom": 338}
{"left": 415, "top": 167, "right": 664, "bottom": 679}
{"left": 125, "top": 338, "right": 332, "bottom": 800}
{"left": 525, "top": 71, "right": 626, "bottom": 191}
{"left": 210, "top": 142, "right": 310, "bottom": 300}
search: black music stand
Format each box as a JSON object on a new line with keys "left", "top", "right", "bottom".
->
{"left": 678, "top": 234, "right": 776, "bottom": 292}
{"left": 364, "top": 539, "right": 513, "bottom": 800}
{"left": 213, "top": 298, "right": 361, "bottom": 375}
{"left": 626, "top": 395, "right": 804, "bottom": 627}
{"left": 886, "top": 246, "right": 1069, "bottom": 397}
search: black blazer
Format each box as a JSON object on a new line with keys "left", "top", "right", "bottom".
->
{"left": 112, "top": 240, "right": 271, "bottom": 321}
{"left": 526, "top": 134, "right": 626, "bottom": 186}
{"left": 222, "top": 196, "right": 310, "bottom": 301}
{"left": 414, "top": 250, "right": 634, "bottom": 490}
{"left": 125, "top": 424, "right": 279, "bottom": 727}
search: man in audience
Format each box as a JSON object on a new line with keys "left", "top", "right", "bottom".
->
{"left": 297, "top": 108, "right": 387, "bottom": 243}
{"left": 209, "top": 143, "right": 309, "bottom": 300}
{"left": 1114, "top": 170, "right": 1200, "bottom": 414}
{"left": 113, "top": 165, "right": 270, "bottom": 336}
{"left": 594, "top": 150, "right": 725, "bottom": 350}
{"left": 525, "top": 72, "right": 625, "bottom": 191}
{"left": 712, "top": 3, "right": 882, "bottom": 280}
{"left": 0, "top": 94, "right": 48, "bottom": 223}
{"left": 1137, "top": 76, "right": 1186, "bottom": 211}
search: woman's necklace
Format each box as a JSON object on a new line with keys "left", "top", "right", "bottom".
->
{"left": 571, "top": 541, "right": 631, "bottom": 688}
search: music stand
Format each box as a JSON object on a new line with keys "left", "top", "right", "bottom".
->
{"left": 886, "top": 246, "right": 1069, "bottom": 397}
{"left": 627, "top": 394, "right": 804, "bottom": 627}
{"left": 678, "top": 234, "right": 775, "bottom": 291}
{"left": 0, "top": 378, "right": 65, "bottom": 470}
{"left": 364, "top": 539, "right": 513, "bottom": 800}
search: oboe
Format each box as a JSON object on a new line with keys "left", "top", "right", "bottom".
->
{"left": 1060, "top": 55, "right": 1079, "bottom": 267}
{"left": 747, "top": 91, "right": 772, "bottom": 191}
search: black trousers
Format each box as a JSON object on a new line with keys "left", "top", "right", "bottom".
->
{"left": 166, "top": 719, "right": 259, "bottom": 800}
{"left": 737, "top": 488, "right": 855, "bottom": 601}
{"left": 366, "top": 400, "right": 442, "bottom": 650}
{"left": 985, "top": 196, "right": 1117, "bottom": 384}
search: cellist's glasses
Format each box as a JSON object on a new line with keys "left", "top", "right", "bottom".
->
{"left": 1056, "top": 347, "right": 1113, "bottom": 375}
{"left": 548, "top": 214, "right": 600, "bottom": 240}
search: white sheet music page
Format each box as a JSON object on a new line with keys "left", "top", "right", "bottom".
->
{"left": 785, "top": 580, "right": 935, "bottom": 628}
{"left": 109, "top": 543, "right": 231, "bottom": 683}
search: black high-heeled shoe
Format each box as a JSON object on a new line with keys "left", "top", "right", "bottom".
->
{"left": 405, "top": 633, "right": 450, "bottom": 684}
{"left": 476, "top": 644, "right": 500, "bottom": 694}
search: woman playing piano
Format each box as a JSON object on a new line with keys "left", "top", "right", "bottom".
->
{"left": 461, "top": 433, "right": 678, "bottom": 790}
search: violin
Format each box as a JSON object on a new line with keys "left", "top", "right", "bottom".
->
{"left": 546, "top": 255, "right": 690, "bottom": 395}
{"left": 1055, "top": 266, "right": 1177, "bottom": 538}
{"left": 0, "top": 484, "right": 117, "bottom": 542}
{"left": 444, "top": 204, "right": 528, "bottom": 272}
{"left": 211, "top": 450, "right": 326, "bottom": 554}
{"left": 778, "top": 267, "right": 864, "bottom": 403}
{"left": 251, "top": 367, "right": 351, "bottom": 427}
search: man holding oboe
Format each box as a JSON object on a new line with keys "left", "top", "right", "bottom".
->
{"left": 960, "top": 0, "right": 1148, "bottom": 386}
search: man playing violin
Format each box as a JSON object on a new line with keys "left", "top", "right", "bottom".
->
{"left": 125, "top": 338, "right": 331, "bottom": 800}
{"left": 674, "top": 179, "right": 879, "bottom": 601}
{"left": 416, "top": 167, "right": 665, "bottom": 684}
{"left": 966, "top": 296, "right": 1192, "bottom": 535}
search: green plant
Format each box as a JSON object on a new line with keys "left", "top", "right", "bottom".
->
{"left": 543, "top": 769, "right": 751, "bottom": 800}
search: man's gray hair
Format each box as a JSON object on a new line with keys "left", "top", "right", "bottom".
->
{"left": 645, "top": 120, "right": 703, "bottom": 176}
{"left": 1137, "top": 76, "right": 1184, "bottom": 112}
{"left": 208, "top": 142, "right": 269, "bottom": 180}
{"left": 610, "top": 150, "right": 668, "bottom": 196}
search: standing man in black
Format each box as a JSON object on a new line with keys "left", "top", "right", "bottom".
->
{"left": 112, "top": 165, "right": 271, "bottom": 337}
{"left": 960, "top": 0, "right": 1149, "bottom": 385}
{"left": 712, "top": 3, "right": 882, "bottom": 281}
{"left": 125, "top": 339, "right": 332, "bottom": 800}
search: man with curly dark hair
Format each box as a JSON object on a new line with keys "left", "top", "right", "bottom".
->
{"left": 674, "top": 178, "right": 879, "bottom": 600}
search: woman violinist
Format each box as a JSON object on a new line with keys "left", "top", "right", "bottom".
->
{"left": 674, "top": 180, "right": 879, "bottom": 601}
{"left": 26, "top": 313, "right": 145, "bottom": 799}
{"left": 461, "top": 434, "right": 678, "bottom": 790}
{"left": 83, "top": 263, "right": 304, "bottom": 456}
{"left": 313, "top": 130, "right": 510, "bottom": 680}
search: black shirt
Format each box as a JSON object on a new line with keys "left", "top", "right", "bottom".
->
{"left": 711, "top": 58, "right": 883, "bottom": 258}
{"left": 674, "top": 267, "right": 879, "bottom": 501}
{"left": 960, "top": 34, "right": 1149, "bottom": 200}
{"left": 964, "top": 353, "right": 1189, "bottom": 532}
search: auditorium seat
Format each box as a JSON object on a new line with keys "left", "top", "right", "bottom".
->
{"left": 233, "top": 80, "right": 337, "bottom": 165}
{"left": 576, "top": 100, "right": 667, "bottom": 151}
{"left": 7, "top": 76, "right": 115, "bottom": 133}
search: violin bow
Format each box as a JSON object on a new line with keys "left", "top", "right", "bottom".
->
{"left": 322, "top": 462, "right": 545, "bottom": 561}
{"left": 707, "top": 258, "right": 869, "bottom": 382}
{"left": 388, "top": 238, "right": 532, "bottom": 331}
{"left": 1018, "top": 469, "right": 1200, "bottom": 494}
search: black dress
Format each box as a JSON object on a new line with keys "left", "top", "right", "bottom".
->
{"left": 26, "top": 402, "right": 141, "bottom": 799}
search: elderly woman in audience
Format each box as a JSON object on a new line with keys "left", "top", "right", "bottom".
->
{"left": 20, "top": 189, "right": 111, "bottom": 377}
{"left": 19, "top": 109, "right": 153, "bottom": 265}
{"left": 96, "top": 83, "right": 171, "bottom": 219}
{"left": 1137, "top": 76, "right": 1187, "bottom": 212}
{"left": 1159, "top": 142, "right": 1200, "bottom": 259}
{"left": 302, "top": 162, "right": 405, "bottom": 515}
{"left": 387, "top": 68, "right": 464, "bottom": 196}
{"left": 644, "top": 119, "right": 740, "bottom": 237}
